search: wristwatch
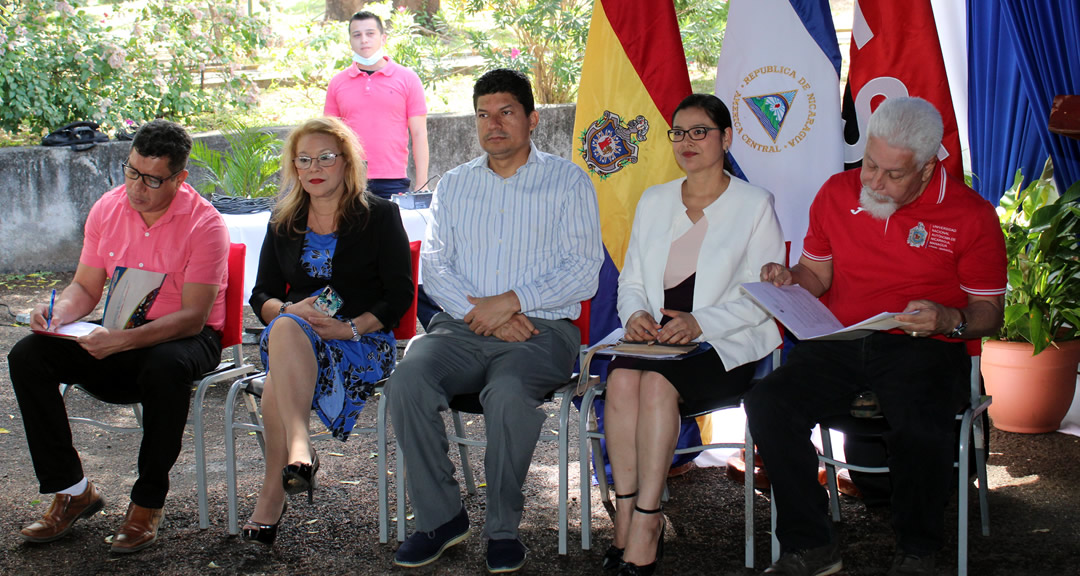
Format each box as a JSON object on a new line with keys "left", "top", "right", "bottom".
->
{"left": 347, "top": 318, "right": 361, "bottom": 341}
{"left": 279, "top": 301, "right": 292, "bottom": 316}
{"left": 948, "top": 309, "right": 968, "bottom": 338}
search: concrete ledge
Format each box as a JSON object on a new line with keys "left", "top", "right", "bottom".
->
{"left": 0, "top": 104, "right": 576, "bottom": 273}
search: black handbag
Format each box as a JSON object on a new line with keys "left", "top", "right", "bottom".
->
{"left": 41, "top": 121, "right": 111, "bottom": 151}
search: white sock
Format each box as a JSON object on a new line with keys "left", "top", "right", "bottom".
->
{"left": 57, "top": 477, "right": 88, "bottom": 497}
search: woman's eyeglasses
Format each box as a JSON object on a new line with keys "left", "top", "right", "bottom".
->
{"left": 666, "top": 127, "right": 721, "bottom": 142}
{"left": 293, "top": 153, "right": 340, "bottom": 170}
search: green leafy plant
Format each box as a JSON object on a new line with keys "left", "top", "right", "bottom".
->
{"left": 676, "top": 0, "right": 729, "bottom": 74}
{"left": 465, "top": 0, "right": 590, "bottom": 104}
{"left": 0, "top": 0, "right": 270, "bottom": 137}
{"left": 996, "top": 158, "right": 1080, "bottom": 354}
{"left": 189, "top": 123, "right": 282, "bottom": 198}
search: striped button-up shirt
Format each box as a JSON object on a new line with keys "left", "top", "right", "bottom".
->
{"left": 422, "top": 144, "right": 603, "bottom": 321}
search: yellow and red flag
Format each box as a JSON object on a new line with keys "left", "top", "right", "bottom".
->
{"left": 572, "top": 0, "right": 692, "bottom": 339}
{"left": 573, "top": 0, "right": 692, "bottom": 275}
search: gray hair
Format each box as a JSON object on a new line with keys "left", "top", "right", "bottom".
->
{"left": 866, "top": 97, "right": 944, "bottom": 166}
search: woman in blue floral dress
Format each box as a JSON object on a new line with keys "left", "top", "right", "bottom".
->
{"left": 243, "top": 117, "right": 413, "bottom": 545}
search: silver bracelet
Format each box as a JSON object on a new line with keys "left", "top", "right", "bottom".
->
{"left": 347, "top": 318, "right": 361, "bottom": 341}
{"left": 279, "top": 301, "right": 292, "bottom": 316}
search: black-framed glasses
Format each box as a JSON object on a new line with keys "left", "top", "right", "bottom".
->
{"left": 667, "top": 127, "right": 722, "bottom": 142}
{"left": 294, "top": 153, "right": 340, "bottom": 170}
{"left": 121, "top": 162, "right": 182, "bottom": 189}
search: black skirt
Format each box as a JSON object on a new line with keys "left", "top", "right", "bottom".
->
{"left": 610, "top": 273, "right": 755, "bottom": 409}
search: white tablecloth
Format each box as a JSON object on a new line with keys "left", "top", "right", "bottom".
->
{"left": 223, "top": 208, "right": 432, "bottom": 305}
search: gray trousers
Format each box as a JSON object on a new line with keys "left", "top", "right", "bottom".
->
{"left": 387, "top": 313, "right": 579, "bottom": 539}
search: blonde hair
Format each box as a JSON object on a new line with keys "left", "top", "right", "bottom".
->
{"left": 272, "top": 117, "right": 370, "bottom": 236}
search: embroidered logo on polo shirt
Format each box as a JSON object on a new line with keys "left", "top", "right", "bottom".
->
{"left": 907, "top": 222, "right": 928, "bottom": 247}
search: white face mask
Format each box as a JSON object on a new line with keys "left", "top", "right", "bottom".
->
{"left": 352, "top": 48, "right": 385, "bottom": 67}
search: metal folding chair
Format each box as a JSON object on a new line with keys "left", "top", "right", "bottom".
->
{"left": 577, "top": 347, "right": 780, "bottom": 568}
{"left": 222, "top": 240, "right": 421, "bottom": 539}
{"left": 61, "top": 242, "right": 256, "bottom": 529}
{"left": 783, "top": 350, "right": 991, "bottom": 575}
{"left": 383, "top": 301, "right": 592, "bottom": 555}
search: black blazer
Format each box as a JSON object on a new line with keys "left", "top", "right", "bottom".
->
{"left": 250, "top": 196, "right": 414, "bottom": 332}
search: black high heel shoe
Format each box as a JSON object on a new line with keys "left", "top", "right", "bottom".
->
{"left": 241, "top": 500, "right": 288, "bottom": 546}
{"left": 282, "top": 450, "right": 320, "bottom": 504}
{"left": 603, "top": 491, "right": 638, "bottom": 570}
{"left": 615, "top": 505, "right": 665, "bottom": 576}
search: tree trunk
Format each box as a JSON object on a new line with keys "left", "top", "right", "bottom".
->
{"left": 326, "top": 0, "right": 365, "bottom": 21}
{"left": 325, "top": 0, "right": 439, "bottom": 21}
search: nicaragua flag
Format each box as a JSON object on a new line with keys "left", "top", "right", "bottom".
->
{"left": 714, "top": 0, "right": 844, "bottom": 260}
{"left": 572, "top": 0, "right": 692, "bottom": 342}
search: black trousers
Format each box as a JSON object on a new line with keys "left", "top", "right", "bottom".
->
{"left": 8, "top": 327, "right": 221, "bottom": 508}
{"left": 744, "top": 333, "right": 968, "bottom": 556}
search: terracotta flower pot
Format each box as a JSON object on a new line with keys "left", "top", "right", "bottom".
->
{"left": 982, "top": 339, "right": 1080, "bottom": 434}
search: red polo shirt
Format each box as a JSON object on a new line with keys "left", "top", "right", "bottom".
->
{"left": 802, "top": 166, "right": 1006, "bottom": 343}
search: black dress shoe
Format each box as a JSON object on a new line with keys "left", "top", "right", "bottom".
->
{"left": 241, "top": 500, "right": 288, "bottom": 547}
{"left": 282, "top": 450, "right": 320, "bottom": 503}
{"left": 602, "top": 545, "right": 624, "bottom": 570}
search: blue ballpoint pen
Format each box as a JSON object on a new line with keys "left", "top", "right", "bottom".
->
{"left": 47, "top": 289, "right": 56, "bottom": 330}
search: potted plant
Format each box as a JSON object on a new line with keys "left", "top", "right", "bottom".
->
{"left": 981, "top": 159, "right": 1080, "bottom": 433}
{"left": 190, "top": 121, "right": 282, "bottom": 213}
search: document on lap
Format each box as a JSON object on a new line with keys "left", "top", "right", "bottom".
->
{"left": 740, "top": 282, "right": 912, "bottom": 341}
{"left": 587, "top": 327, "right": 706, "bottom": 359}
{"left": 33, "top": 322, "right": 102, "bottom": 340}
{"left": 32, "top": 267, "right": 167, "bottom": 339}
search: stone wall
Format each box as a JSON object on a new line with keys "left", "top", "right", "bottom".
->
{"left": 0, "top": 104, "right": 576, "bottom": 273}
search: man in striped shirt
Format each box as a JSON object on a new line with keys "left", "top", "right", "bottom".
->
{"left": 389, "top": 69, "right": 603, "bottom": 573}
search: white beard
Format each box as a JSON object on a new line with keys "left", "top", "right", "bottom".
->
{"left": 859, "top": 186, "right": 899, "bottom": 220}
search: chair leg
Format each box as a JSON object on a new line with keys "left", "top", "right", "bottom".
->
{"left": 579, "top": 390, "right": 596, "bottom": 551}
{"left": 395, "top": 439, "right": 408, "bottom": 542}
{"left": 820, "top": 427, "right": 842, "bottom": 521}
{"left": 193, "top": 379, "right": 210, "bottom": 530}
{"left": 377, "top": 391, "right": 389, "bottom": 544}
{"left": 558, "top": 392, "right": 570, "bottom": 555}
{"left": 770, "top": 486, "right": 780, "bottom": 563}
{"left": 224, "top": 379, "right": 245, "bottom": 536}
{"left": 975, "top": 413, "right": 991, "bottom": 537}
{"left": 451, "top": 410, "right": 477, "bottom": 495}
{"left": 744, "top": 425, "right": 755, "bottom": 569}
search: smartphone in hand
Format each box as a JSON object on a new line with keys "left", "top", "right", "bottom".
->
{"left": 313, "top": 285, "right": 344, "bottom": 317}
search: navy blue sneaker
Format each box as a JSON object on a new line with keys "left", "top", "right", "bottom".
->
{"left": 486, "top": 538, "right": 528, "bottom": 573}
{"left": 393, "top": 505, "right": 470, "bottom": 568}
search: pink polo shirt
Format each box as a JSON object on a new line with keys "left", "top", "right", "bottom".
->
{"left": 80, "top": 182, "right": 230, "bottom": 330}
{"left": 324, "top": 58, "right": 427, "bottom": 179}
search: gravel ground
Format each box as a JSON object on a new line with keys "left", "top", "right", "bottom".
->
{"left": 1, "top": 272, "right": 1078, "bottom": 576}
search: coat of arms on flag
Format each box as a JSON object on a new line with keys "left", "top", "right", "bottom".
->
{"left": 579, "top": 110, "right": 650, "bottom": 178}
{"left": 744, "top": 91, "right": 799, "bottom": 142}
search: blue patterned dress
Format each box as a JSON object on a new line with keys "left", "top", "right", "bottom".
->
{"left": 259, "top": 230, "right": 396, "bottom": 441}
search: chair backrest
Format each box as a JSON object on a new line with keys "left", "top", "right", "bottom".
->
{"left": 394, "top": 241, "right": 422, "bottom": 340}
{"left": 572, "top": 299, "right": 591, "bottom": 346}
{"left": 221, "top": 243, "right": 246, "bottom": 349}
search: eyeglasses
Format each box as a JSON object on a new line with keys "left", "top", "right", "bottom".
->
{"left": 667, "top": 127, "right": 722, "bottom": 142}
{"left": 293, "top": 153, "right": 341, "bottom": 170}
{"left": 121, "top": 162, "right": 182, "bottom": 189}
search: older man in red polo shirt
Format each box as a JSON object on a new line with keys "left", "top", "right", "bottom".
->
{"left": 746, "top": 97, "right": 1006, "bottom": 576}
{"left": 8, "top": 119, "right": 229, "bottom": 554}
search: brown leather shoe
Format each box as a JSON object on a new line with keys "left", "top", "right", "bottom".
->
{"left": 110, "top": 503, "right": 164, "bottom": 554}
{"left": 20, "top": 482, "right": 105, "bottom": 543}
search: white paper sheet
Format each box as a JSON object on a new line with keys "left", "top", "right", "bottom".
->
{"left": 740, "top": 282, "right": 912, "bottom": 340}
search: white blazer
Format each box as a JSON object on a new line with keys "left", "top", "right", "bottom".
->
{"left": 618, "top": 175, "right": 785, "bottom": 369}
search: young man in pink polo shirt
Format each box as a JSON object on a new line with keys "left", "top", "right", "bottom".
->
{"left": 9, "top": 120, "right": 230, "bottom": 554}
{"left": 325, "top": 10, "right": 430, "bottom": 199}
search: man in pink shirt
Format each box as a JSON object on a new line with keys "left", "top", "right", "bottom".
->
{"left": 325, "top": 10, "right": 430, "bottom": 199}
{"left": 8, "top": 120, "right": 229, "bottom": 554}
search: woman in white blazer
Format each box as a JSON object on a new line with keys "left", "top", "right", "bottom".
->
{"left": 604, "top": 94, "right": 785, "bottom": 576}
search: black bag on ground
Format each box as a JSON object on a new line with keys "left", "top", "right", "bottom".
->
{"left": 41, "top": 121, "right": 111, "bottom": 151}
